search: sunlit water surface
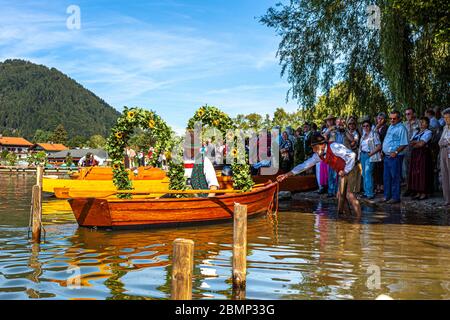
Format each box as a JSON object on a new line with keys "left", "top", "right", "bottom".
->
{"left": 0, "top": 173, "right": 449, "bottom": 300}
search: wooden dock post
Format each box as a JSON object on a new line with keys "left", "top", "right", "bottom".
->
{"left": 171, "top": 238, "right": 194, "bottom": 300}
{"left": 31, "top": 166, "right": 44, "bottom": 243}
{"left": 232, "top": 203, "right": 247, "bottom": 290}
{"left": 36, "top": 165, "right": 43, "bottom": 187}
{"left": 31, "top": 185, "right": 42, "bottom": 242}
{"left": 337, "top": 176, "right": 347, "bottom": 214}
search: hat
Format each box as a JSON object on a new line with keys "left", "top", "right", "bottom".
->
{"left": 324, "top": 114, "right": 336, "bottom": 121}
{"left": 310, "top": 133, "right": 326, "bottom": 146}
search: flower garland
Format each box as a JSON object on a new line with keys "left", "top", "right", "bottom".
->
{"left": 106, "top": 107, "right": 173, "bottom": 198}
{"left": 187, "top": 105, "right": 254, "bottom": 192}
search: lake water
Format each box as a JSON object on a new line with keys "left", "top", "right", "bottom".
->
{"left": 0, "top": 173, "right": 449, "bottom": 300}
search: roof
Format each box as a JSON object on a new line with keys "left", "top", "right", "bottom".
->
{"left": 47, "top": 148, "right": 108, "bottom": 159}
{"left": 0, "top": 137, "right": 33, "bottom": 147}
{"left": 33, "top": 143, "right": 68, "bottom": 152}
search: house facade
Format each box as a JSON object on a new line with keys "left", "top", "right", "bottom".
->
{"left": 0, "top": 136, "right": 34, "bottom": 160}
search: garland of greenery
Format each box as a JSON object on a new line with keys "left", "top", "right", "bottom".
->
{"left": 106, "top": 107, "right": 173, "bottom": 198}
{"left": 187, "top": 105, "right": 254, "bottom": 192}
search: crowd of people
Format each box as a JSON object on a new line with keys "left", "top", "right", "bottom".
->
{"left": 275, "top": 107, "right": 450, "bottom": 206}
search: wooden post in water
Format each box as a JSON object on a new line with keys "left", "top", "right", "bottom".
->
{"left": 171, "top": 238, "right": 194, "bottom": 300}
{"left": 337, "top": 176, "right": 348, "bottom": 214}
{"left": 31, "top": 185, "right": 42, "bottom": 242}
{"left": 232, "top": 203, "right": 247, "bottom": 290}
{"left": 36, "top": 165, "right": 43, "bottom": 187}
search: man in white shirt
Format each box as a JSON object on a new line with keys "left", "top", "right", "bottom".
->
{"left": 277, "top": 133, "right": 361, "bottom": 215}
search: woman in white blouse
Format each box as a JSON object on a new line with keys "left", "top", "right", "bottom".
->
{"left": 408, "top": 117, "right": 433, "bottom": 200}
{"left": 358, "top": 120, "right": 382, "bottom": 199}
{"left": 438, "top": 108, "right": 450, "bottom": 206}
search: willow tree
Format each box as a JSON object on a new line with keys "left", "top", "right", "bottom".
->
{"left": 260, "top": 0, "right": 384, "bottom": 112}
{"left": 261, "top": 0, "right": 449, "bottom": 115}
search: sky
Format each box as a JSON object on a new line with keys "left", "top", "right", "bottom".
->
{"left": 0, "top": 0, "right": 299, "bottom": 133}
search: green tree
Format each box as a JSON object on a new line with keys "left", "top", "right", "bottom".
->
{"left": 260, "top": 0, "right": 449, "bottom": 116}
{"left": 88, "top": 135, "right": 106, "bottom": 149}
{"left": 68, "top": 135, "right": 87, "bottom": 148}
{"left": 309, "top": 77, "right": 389, "bottom": 123}
{"left": 26, "top": 151, "right": 47, "bottom": 166}
{"left": 51, "top": 124, "right": 68, "bottom": 144}
{"left": 5, "top": 152, "right": 17, "bottom": 166}
{"left": 32, "top": 129, "right": 53, "bottom": 143}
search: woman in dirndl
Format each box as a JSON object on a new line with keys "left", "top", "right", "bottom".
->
{"left": 408, "top": 116, "right": 433, "bottom": 200}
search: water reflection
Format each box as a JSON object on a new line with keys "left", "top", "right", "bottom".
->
{"left": 0, "top": 173, "right": 449, "bottom": 299}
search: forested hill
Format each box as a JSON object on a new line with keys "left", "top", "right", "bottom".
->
{"left": 0, "top": 59, "right": 120, "bottom": 139}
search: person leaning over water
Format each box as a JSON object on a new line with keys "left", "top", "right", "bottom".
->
{"left": 277, "top": 133, "right": 361, "bottom": 216}
{"left": 438, "top": 108, "right": 450, "bottom": 206}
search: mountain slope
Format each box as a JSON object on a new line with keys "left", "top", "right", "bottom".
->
{"left": 0, "top": 59, "right": 120, "bottom": 139}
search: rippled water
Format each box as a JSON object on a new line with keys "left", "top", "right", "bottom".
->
{"left": 0, "top": 173, "right": 449, "bottom": 300}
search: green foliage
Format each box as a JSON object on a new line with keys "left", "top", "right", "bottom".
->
{"left": 0, "top": 150, "right": 9, "bottom": 164}
{"left": 106, "top": 107, "right": 174, "bottom": 198}
{"left": 167, "top": 159, "right": 188, "bottom": 198}
{"left": 32, "top": 129, "right": 53, "bottom": 143}
{"left": 0, "top": 59, "right": 120, "bottom": 140}
{"left": 309, "top": 78, "right": 388, "bottom": 123}
{"left": 187, "top": 105, "right": 234, "bottom": 133}
{"left": 127, "top": 129, "right": 157, "bottom": 151}
{"left": 5, "top": 152, "right": 17, "bottom": 166}
{"left": 68, "top": 135, "right": 87, "bottom": 148}
{"left": 231, "top": 161, "right": 254, "bottom": 192}
{"left": 233, "top": 113, "right": 263, "bottom": 131}
{"left": 88, "top": 135, "right": 106, "bottom": 149}
{"left": 27, "top": 151, "right": 47, "bottom": 166}
{"left": 51, "top": 124, "right": 68, "bottom": 144}
{"left": 260, "top": 0, "right": 449, "bottom": 116}
{"left": 65, "top": 153, "right": 74, "bottom": 166}
{"left": 233, "top": 108, "right": 305, "bottom": 131}
{"left": 260, "top": 0, "right": 382, "bottom": 109}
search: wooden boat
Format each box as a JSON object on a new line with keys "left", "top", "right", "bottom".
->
{"left": 68, "top": 181, "right": 278, "bottom": 229}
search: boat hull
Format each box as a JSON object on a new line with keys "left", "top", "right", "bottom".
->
{"left": 68, "top": 182, "right": 278, "bottom": 229}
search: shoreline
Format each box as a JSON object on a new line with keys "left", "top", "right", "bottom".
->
{"left": 288, "top": 190, "right": 450, "bottom": 214}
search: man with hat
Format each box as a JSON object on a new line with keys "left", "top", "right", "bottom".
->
{"left": 277, "top": 132, "right": 361, "bottom": 215}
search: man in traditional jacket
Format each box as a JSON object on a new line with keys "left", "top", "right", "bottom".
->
{"left": 277, "top": 133, "right": 361, "bottom": 215}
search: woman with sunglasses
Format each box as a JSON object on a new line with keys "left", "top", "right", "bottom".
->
{"left": 359, "top": 120, "right": 382, "bottom": 199}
